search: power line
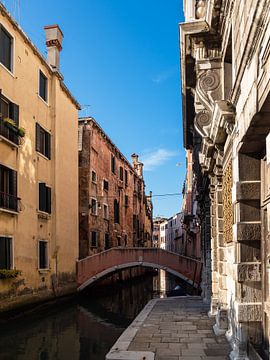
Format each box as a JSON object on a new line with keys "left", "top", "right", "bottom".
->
{"left": 150, "top": 193, "right": 182, "bottom": 198}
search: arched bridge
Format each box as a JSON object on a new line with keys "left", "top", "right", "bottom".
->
{"left": 77, "top": 247, "right": 202, "bottom": 291}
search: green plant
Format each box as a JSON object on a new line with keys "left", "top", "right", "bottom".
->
{"left": 2, "top": 118, "right": 26, "bottom": 138}
{"left": 0, "top": 269, "right": 21, "bottom": 279}
{"left": 3, "top": 117, "right": 16, "bottom": 128}
{"left": 18, "top": 127, "right": 26, "bottom": 137}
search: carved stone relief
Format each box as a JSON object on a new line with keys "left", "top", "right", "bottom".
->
{"left": 222, "top": 160, "right": 233, "bottom": 243}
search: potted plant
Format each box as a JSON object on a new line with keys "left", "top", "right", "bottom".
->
{"left": 18, "top": 127, "right": 26, "bottom": 137}
{"left": 0, "top": 269, "right": 21, "bottom": 279}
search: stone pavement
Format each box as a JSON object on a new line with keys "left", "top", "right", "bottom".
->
{"left": 127, "top": 296, "right": 231, "bottom": 360}
{"left": 106, "top": 296, "right": 231, "bottom": 360}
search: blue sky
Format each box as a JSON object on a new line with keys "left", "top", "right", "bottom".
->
{"left": 4, "top": 0, "right": 185, "bottom": 217}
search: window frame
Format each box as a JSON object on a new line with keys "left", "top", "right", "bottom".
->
{"left": 38, "top": 240, "right": 49, "bottom": 270}
{"left": 91, "top": 170, "right": 97, "bottom": 183}
{"left": 0, "top": 163, "right": 18, "bottom": 212}
{"left": 103, "top": 179, "right": 109, "bottom": 192}
{"left": 90, "top": 198, "right": 98, "bottom": 216}
{"left": 0, "top": 236, "right": 13, "bottom": 269}
{"left": 119, "top": 166, "right": 124, "bottom": 181}
{"left": 103, "top": 203, "right": 109, "bottom": 220}
{"left": 38, "top": 70, "right": 48, "bottom": 103}
{"left": 38, "top": 182, "right": 51, "bottom": 214}
{"left": 36, "top": 123, "right": 51, "bottom": 159}
{"left": 111, "top": 154, "right": 116, "bottom": 174}
{"left": 90, "top": 231, "right": 98, "bottom": 248}
{"left": 0, "top": 24, "right": 14, "bottom": 73}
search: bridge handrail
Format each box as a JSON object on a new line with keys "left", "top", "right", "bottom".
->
{"left": 77, "top": 247, "right": 202, "bottom": 264}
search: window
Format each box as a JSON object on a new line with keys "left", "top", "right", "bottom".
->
{"left": 124, "top": 195, "right": 129, "bottom": 208}
{"left": 36, "top": 123, "right": 51, "bottom": 159}
{"left": 103, "top": 179, "right": 109, "bottom": 191}
{"left": 90, "top": 198, "right": 97, "bottom": 215}
{"left": 0, "top": 93, "right": 20, "bottom": 145}
{"left": 117, "top": 236, "right": 121, "bottom": 247}
{"left": 114, "top": 199, "right": 120, "bottom": 224}
{"left": 124, "top": 170, "right": 128, "bottom": 186}
{"left": 91, "top": 170, "right": 97, "bottom": 183}
{"left": 0, "top": 164, "right": 18, "bottom": 211}
{"left": 39, "top": 71, "right": 48, "bottom": 102}
{"left": 91, "top": 231, "right": 98, "bottom": 247}
{"left": 104, "top": 233, "right": 110, "bottom": 250}
{"left": 0, "top": 237, "right": 12, "bottom": 269}
{"left": 0, "top": 25, "right": 13, "bottom": 71}
{"left": 103, "top": 204, "right": 109, "bottom": 219}
{"left": 39, "top": 182, "right": 51, "bottom": 213}
{"left": 38, "top": 240, "right": 48, "bottom": 269}
{"left": 124, "top": 234, "right": 128, "bottom": 246}
{"left": 111, "top": 154, "right": 116, "bottom": 174}
{"left": 119, "top": 166, "right": 124, "bottom": 181}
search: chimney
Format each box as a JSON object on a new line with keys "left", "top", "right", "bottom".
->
{"left": 44, "top": 25, "right": 63, "bottom": 70}
{"left": 131, "top": 153, "right": 144, "bottom": 178}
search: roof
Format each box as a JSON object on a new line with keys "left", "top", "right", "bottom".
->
{"left": 78, "top": 117, "right": 142, "bottom": 177}
{"left": 0, "top": 3, "right": 81, "bottom": 110}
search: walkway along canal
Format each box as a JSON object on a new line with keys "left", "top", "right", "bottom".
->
{"left": 0, "top": 271, "right": 180, "bottom": 360}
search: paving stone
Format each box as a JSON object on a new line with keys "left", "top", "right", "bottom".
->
{"left": 127, "top": 297, "right": 230, "bottom": 359}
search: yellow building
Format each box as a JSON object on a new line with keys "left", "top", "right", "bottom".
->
{"left": 0, "top": 4, "right": 80, "bottom": 311}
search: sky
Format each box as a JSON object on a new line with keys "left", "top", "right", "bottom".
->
{"left": 3, "top": 0, "right": 186, "bottom": 218}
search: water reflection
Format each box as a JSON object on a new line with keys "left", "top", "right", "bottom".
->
{"left": 0, "top": 271, "right": 180, "bottom": 360}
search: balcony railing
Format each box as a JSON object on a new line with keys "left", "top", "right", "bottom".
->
{"left": 0, "top": 192, "right": 19, "bottom": 212}
{"left": 0, "top": 119, "right": 19, "bottom": 145}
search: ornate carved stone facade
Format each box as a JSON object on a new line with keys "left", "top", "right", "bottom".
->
{"left": 180, "top": 1, "right": 270, "bottom": 358}
{"left": 222, "top": 161, "right": 233, "bottom": 243}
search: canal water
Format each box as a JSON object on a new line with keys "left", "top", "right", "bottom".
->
{"left": 0, "top": 271, "right": 182, "bottom": 360}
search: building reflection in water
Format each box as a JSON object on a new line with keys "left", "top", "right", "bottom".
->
{"left": 0, "top": 271, "right": 179, "bottom": 360}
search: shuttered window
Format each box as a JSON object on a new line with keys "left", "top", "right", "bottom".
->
{"left": 119, "top": 166, "right": 124, "bottom": 181}
{"left": 39, "top": 71, "right": 48, "bottom": 102}
{"left": 103, "top": 179, "right": 109, "bottom": 191}
{"left": 36, "top": 123, "right": 51, "bottom": 159}
{"left": 91, "top": 231, "right": 98, "bottom": 247}
{"left": 0, "top": 25, "right": 12, "bottom": 71}
{"left": 39, "top": 241, "right": 48, "bottom": 269}
{"left": 111, "top": 154, "right": 116, "bottom": 174}
{"left": 114, "top": 199, "right": 120, "bottom": 224}
{"left": 39, "top": 182, "right": 51, "bottom": 214}
{"left": 124, "top": 170, "right": 128, "bottom": 186}
{"left": 0, "top": 164, "right": 17, "bottom": 211}
{"left": 0, "top": 237, "right": 12, "bottom": 269}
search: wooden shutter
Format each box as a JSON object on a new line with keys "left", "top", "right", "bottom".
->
{"left": 45, "top": 131, "right": 51, "bottom": 159}
{"left": 10, "top": 169, "right": 17, "bottom": 197}
{"left": 36, "top": 123, "right": 41, "bottom": 152}
{"left": 39, "top": 183, "right": 46, "bottom": 212}
{"left": 9, "top": 102, "right": 19, "bottom": 126}
{"left": 46, "top": 186, "right": 51, "bottom": 214}
{"left": 0, "top": 89, "right": 2, "bottom": 116}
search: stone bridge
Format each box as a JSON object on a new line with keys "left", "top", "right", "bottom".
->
{"left": 77, "top": 247, "right": 202, "bottom": 291}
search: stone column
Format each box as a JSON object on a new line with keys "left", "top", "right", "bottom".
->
{"left": 229, "top": 150, "right": 262, "bottom": 360}
{"left": 209, "top": 176, "right": 219, "bottom": 315}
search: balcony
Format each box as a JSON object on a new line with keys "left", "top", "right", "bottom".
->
{"left": 0, "top": 192, "right": 19, "bottom": 213}
{"left": 0, "top": 118, "right": 19, "bottom": 145}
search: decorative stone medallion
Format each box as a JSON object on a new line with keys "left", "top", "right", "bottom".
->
{"left": 199, "top": 70, "right": 220, "bottom": 92}
{"left": 196, "top": 110, "right": 211, "bottom": 127}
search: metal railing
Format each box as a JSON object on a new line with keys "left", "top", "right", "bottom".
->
{"left": 0, "top": 119, "right": 19, "bottom": 145}
{"left": 0, "top": 192, "right": 19, "bottom": 212}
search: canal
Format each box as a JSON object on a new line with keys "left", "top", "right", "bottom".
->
{"left": 0, "top": 271, "right": 183, "bottom": 360}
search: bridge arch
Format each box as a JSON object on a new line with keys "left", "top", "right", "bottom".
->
{"left": 77, "top": 247, "right": 202, "bottom": 291}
